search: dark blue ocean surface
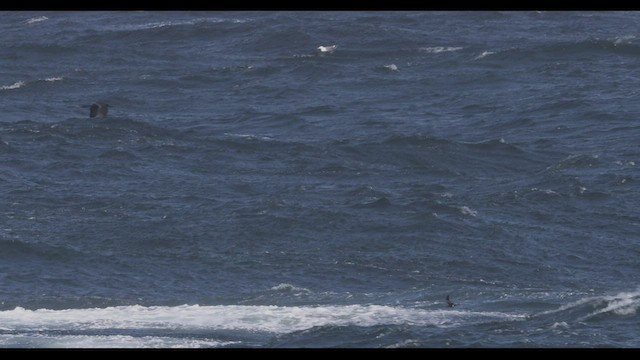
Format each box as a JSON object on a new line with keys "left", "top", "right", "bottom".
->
{"left": 1, "top": 11, "right": 639, "bottom": 347}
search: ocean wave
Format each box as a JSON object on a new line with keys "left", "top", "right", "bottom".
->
{"left": 486, "top": 37, "right": 640, "bottom": 62}
{"left": 24, "top": 16, "right": 48, "bottom": 25}
{"left": 0, "top": 81, "right": 26, "bottom": 90}
{"left": 0, "top": 304, "right": 524, "bottom": 335}
{"left": 0, "top": 76, "right": 63, "bottom": 91}
{"left": 474, "top": 51, "right": 495, "bottom": 60}
{"left": 383, "top": 64, "right": 399, "bottom": 71}
{"left": 546, "top": 154, "right": 601, "bottom": 171}
{"left": 224, "top": 133, "right": 275, "bottom": 142}
{"left": 0, "top": 138, "right": 16, "bottom": 153}
{"left": 317, "top": 45, "right": 337, "bottom": 54}
{"left": 0, "top": 334, "right": 238, "bottom": 349}
{"left": 352, "top": 196, "right": 393, "bottom": 209}
{"left": 105, "top": 17, "right": 250, "bottom": 33}
{"left": 269, "top": 283, "right": 311, "bottom": 294}
{"left": 0, "top": 238, "right": 83, "bottom": 261}
{"left": 420, "top": 46, "right": 463, "bottom": 54}
{"left": 458, "top": 206, "right": 478, "bottom": 217}
{"left": 532, "top": 289, "right": 640, "bottom": 323}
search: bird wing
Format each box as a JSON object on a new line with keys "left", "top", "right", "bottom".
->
{"left": 89, "top": 104, "right": 98, "bottom": 118}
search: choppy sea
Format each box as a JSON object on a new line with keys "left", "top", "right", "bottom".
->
{"left": 1, "top": 11, "right": 639, "bottom": 347}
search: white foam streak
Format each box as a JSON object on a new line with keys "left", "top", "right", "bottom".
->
{"left": 578, "top": 291, "right": 640, "bottom": 321}
{"left": 383, "top": 64, "right": 399, "bottom": 71}
{"left": 317, "top": 45, "right": 337, "bottom": 53}
{"left": 536, "top": 290, "right": 640, "bottom": 321}
{"left": 112, "top": 17, "right": 248, "bottom": 32}
{"left": 25, "top": 16, "right": 48, "bottom": 24}
{"left": 0, "top": 304, "right": 522, "bottom": 334}
{"left": 0, "top": 334, "right": 237, "bottom": 348}
{"left": 614, "top": 35, "right": 636, "bottom": 45}
{"left": 475, "top": 51, "right": 495, "bottom": 60}
{"left": 225, "top": 133, "right": 274, "bottom": 141}
{"left": 270, "top": 283, "right": 311, "bottom": 293}
{"left": 420, "top": 46, "right": 463, "bottom": 54}
{"left": 1, "top": 81, "right": 26, "bottom": 90}
{"left": 44, "top": 77, "right": 63, "bottom": 82}
{"left": 459, "top": 206, "right": 478, "bottom": 217}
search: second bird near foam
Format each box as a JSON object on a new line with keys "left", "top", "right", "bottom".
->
{"left": 447, "top": 295, "right": 455, "bottom": 308}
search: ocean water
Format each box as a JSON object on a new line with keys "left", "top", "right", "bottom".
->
{"left": 1, "top": 11, "right": 639, "bottom": 348}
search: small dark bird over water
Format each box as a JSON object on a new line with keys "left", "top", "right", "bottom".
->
{"left": 89, "top": 102, "right": 109, "bottom": 118}
{"left": 446, "top": 295, "right": 455, "bottom": 308}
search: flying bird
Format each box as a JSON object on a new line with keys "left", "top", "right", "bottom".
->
{"left": 89, "top": 102, "right": 109, "bottom": 118}
{"left": 446, "top": 295, "right": 455, "bottom": 308}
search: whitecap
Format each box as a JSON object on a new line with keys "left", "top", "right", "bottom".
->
{"left": 578, "top": 290, "right": 640, "bottom": 321}
{"left": 385, "top": 339, "right": 420, "bottom": 348}
{"left": 383, "top": 64, "right": 399, "bottom": 71}
{"left": 0, "top": 304, "right": 524, "bottom": 335}
{"left": 317, "top": 45, "right": 337, "bottom": 53}
{"left": 614, "top": 35, "right": 636, "bottom": 46}
{"left": 551, "top": 321, "right": 568, "bottom": 329}
{"left": 420, "top": 46, "right": 463, "bottom": 54}
{"left": 224, "top": 133, "right": 274, "bottom": 141}
{"left": 44, "top": 77, "right": 63, "bottom": 82}
{"left": 530, "top": 188, "right": 560, "bottom": 196}
{"left": 475, "top": 51, "right": 495, "bottom": 60}
{"left": 614, "top": 160, "right": 635, "bottom": 166}
{"left": 535, "top": 289, "right": 640, "bottom": 322}
{"left": 270, "top": 283, "right": 311, "bottom": 293}
{"left": 107, "top": 17, "right": 246, "bottom": 32}
{"left": 0, "top": 334, "right": 237, "bottom": 349}
{"left": 1, "top": 81, "right": 26, "bottom": 90}
{"left": 25, "top": 16, "right": 48, "bottom": 25}
{"left": 459, "top": 206, "right": 477, "bottom": 217}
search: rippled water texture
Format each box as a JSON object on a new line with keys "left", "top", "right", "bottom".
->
{"left": 1, "top": 11, "right": 639, "bottom": 347}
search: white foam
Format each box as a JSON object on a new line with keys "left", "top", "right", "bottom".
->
{"left": 1, "top": 81, "right": 26, "bottom": 90}
{"left": 420, "top": 46, "right": 463, "bottom": 54}
{"left": 0, "top": 334, "right": 237, "bottom": 348}
{"left": 530, "top": 188, "right": 560, "bottom": 196}
{"left": 579, "top": 290, "right": 640, "bottom": 321}
{"left": 25, "top": 16, "right": 48, "bottom": 24}
{"left": 224, "top": 133, "right": 274, "bottom": 141}
{"left": 551, "top": 321, "right": 568, "bottom": 329}
{"left": 270, "top": 283, "right": 311, "bottom": 293}
{"left": 110, "top": 17, "right": 248, "bottom": 32}
{"left": 0, "top": 304, "right": 523, "bottom": 335}
{"left": 459, "top": 206, "right": 477, "bottom": 217}
{"left": 537, "top": 290, "right": 640, "bottom": 322}
{"left": 44, "top": 76, "right": 63, "bottom": 82}
{"left": 385, "top": 339, "right": 420, "bottom": 348}
{"left": 614, "top": 35, "right": 636, "bottom": 45}
{"left": 317, "top": 45, "right": 337, "bottom": 53}
{"left": 614, "top": 160, "right": 635, "bottom": 166}
{"left": 383, "top": 64, "right": 399, "bottom": 71}
{"left": 475, "top": 51, "right": 495, "bottom": 60}
{"left": 125, "top": 21, "right": 176, "bottom": 30}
